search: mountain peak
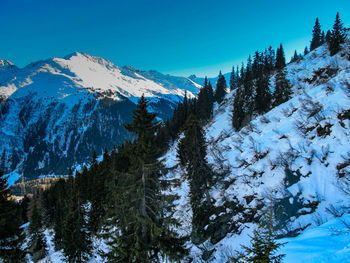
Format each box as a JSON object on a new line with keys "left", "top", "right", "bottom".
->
{"left": 60, "top": 51, "right": 117, "bottom": 70}
{"left": 0, "top": 59, "right": 17, "bottom": 70}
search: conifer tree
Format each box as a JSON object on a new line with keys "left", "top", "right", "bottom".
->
{"left": 325, "top": 30, "right": 331, "bottom": 44}
{"left": 105, "top": 95, "right": 187, "bottom": 262}
{"left": 275, "top": 44, "right": 286, "bottom": 70}
{"left": 328, "top": 12, "right": 346, "bottom": 56}
{"left": 198, "top": 78, "right": 214, "bottom": 121}
{"left": 304, "top": 46, "right": 309, "bottom": 55}
{"left": 230, "top": 66, "right": 238, "bottom": 91}
{"left": 232, "top": 62, "right": 253, "bottom": 131}
{"left": 177, "top": 114, "right": 213, "bottom": 243}
{"left": 62, "top": 187, "right": 91, "bottom": 263}
{"left": 253, "top": 51, "right": 272, "bottom": 114}
{"left": 214, "top": 71, "right": 227, "bottom": 104}
{"left": 232, "top": 83, "right": 246, "bottom": 131}
{"left": 321, "top": 30, "right": 325, "bottom": 44}
{"left": 207, "top": 81, "right": 214, "bottom": 109}
{"left": 273, "top": 67, "right": 291, "bottom": 107}
{"left": 242, "top": 57, "right": 254, "bottom": 122}
{"left": 28, "top": 193, "right": 47, "bottom": 262}
{"left": 230, "top": 205, "right": 285, "bottom": 263}
{"left": 89, "top": 150, "right": 109, "bottom": 233}
{"left": 52, "top": 179, "right": 69, "bottom": 250}
{"left": 0, "top": 172, "right": 25, "bottom": 263}
{"left": 310, "top": 18, "right": 322, "bottom": 51}
{"left": 290, "top": 50, "right": 300, "bottom": 63}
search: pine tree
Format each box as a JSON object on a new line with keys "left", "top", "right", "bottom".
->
{"left": 290, "top": 50, "right": 300, "bottom": 63}
{"left": 0, "top": 172, "right": 25, "bottom": 263}
{"left": 232, "top": 61, "right": 254, "bottom": 131}
{"left": 230, "top": 66, "right": 238, "bottom": 91}
{"left": 275, "top": 44, "right": 286, "bottom": 70}
{"left": 253, "top": 51, "right": 272, "bottom": 114}
{"left": 321, "top": 30, "right": 325, "bottom": 44}
{"left": 310, "top": 18, "right": 322, "bottom": 51}
{"left": 273, "top": 67, "right": 291, "bottom": 107}
{"left": 104, "top": 95, "right": 187, "bottom": 262}
{"left": 328, "top": 12, "right": 346, "bottom": 56}
{"left": 273, "top": 43, "right": 291, "bottom": 107}
{"left": 232, "top": 82, "right": 246, "bottom": 131}
{"left": 214, "top": 71, "right": 227, "bottom": 104}
{"left": 198, "top": 78, "right": 214, "bottom": 121}
{"left": 177, "top": 114, "right": 213, "bottom": 243}
{"left": 304, "top": 46, "right": 309, "bottom": 55}
{"left": 89, "top": 150, "right": 109, "bottom": 234}
{"left": 325, "top": 30, "right": 331, "bottom": 44}
{"left": 28, "top": 193, "right": 47, "bottom": 262}
{"left": 52, "top": 179, "right": 69, "bottom": 250}
{"left": 230, "top": 205, "right": 286, "bottom": 263}
{"left": 62, "top": 187, "right": 91, "bottom": 263}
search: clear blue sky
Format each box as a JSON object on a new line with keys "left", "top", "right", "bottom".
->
{"left": 1, "top": 0, "right": 349, "bottom": 77}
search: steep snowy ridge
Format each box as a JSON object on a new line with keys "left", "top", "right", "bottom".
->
{"left": 162, "top": 41, "right": 350, "bottom": 261}
{"left": 0, "top": 59, "right": 19, "bottom": 99}
{"left": 0, "top": 52, "right": 200, "bottom": 183}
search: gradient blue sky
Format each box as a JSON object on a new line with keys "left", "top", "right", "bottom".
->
{"left": 1, "top": 0, "right": 349, "bottom": 77}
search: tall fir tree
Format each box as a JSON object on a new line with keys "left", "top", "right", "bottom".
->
{"left": 273, "top": 68, "right": 291, "bottom": 107}
{"left": 253, "top": 51, "right": 272, "bottom": 114}
{"left": 89, "top": 149, "right": 109, "bottom": 234}
{"left": 328, "top": 12, "right": 346, "bottom": 56}
{"left": 230, "top": 66, "right": 238, "bottom": 91}
{"left": 273, "top": 44, "right": 291, "bottom": 107}
{"left": 52, "top": 178, "right": 70, "bottom": 251}
{"left": 310, "top": 17, "right": 322, "bottom": 51}
{"left": 104, "top": 95, "right": 187, "bottom": 262}
{"left": 290, "top": 50, "right": 300, "bottom": 63}
{"left": 321, "top": 30, "right": 325, "bottom": 44}
{"left": 198, "top": 77, "right": 214, "bottom": 121}
{"left": 325, "top": 30, "right": 331, "bottom": 44}
{"left": 28, "top": 192, "right": 47, "bottom": 262}
{"left": 214, "top": 71, "right": 227, "bottom": 104}
{"left": 232, "top": 82, "right": 246, "bottom": 131}
{"left": 275, "top": 44, "right": 286, "bottom": 70}
{"left": 232, "top": 62, "right": 253, "bottom": 131}
{"left": 177, "top": 114, "right": 213, "bottom": 243}
{"left": 62, "top": 186, "right": 91, "bottom": 263}
{"left": 0, "top": 172, "right": 25, "bottom": 263}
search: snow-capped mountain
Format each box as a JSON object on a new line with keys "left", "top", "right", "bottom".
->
{"left": 0, "top": 52, "right": 201, "bottom": 184}
{"left": 163, "top": 41, "right": 350, "bottom": 261}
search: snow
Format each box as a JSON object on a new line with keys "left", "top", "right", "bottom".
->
{"left": 281, "top": 215, "right": 350, "bottom": 263}
{"left": 159, "top": 40, "right": 350, "bottom": 261}
{"left": 0, "top": 52, "right": 200, "bottom": 102}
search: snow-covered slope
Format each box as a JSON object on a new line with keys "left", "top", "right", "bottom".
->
{"left": 162, "top": 41, "right": 350, "bottom": 261}
{"left": 0, "top": 52, "right": 201, "bottom": 183}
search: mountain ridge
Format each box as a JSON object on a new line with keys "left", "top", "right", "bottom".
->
{"left": 0, "top": 52, "right": 201, "bottom": 184}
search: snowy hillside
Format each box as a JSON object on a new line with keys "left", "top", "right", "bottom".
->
{"left": 0, "top": 52, "right": 200, "bottom": 184}
{"left": 162, "top": 41, "right": 350, "bottom": 261}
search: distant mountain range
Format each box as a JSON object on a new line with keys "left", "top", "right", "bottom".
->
{"left": 0, "top": 52, "right": 201, "bottom": 184}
